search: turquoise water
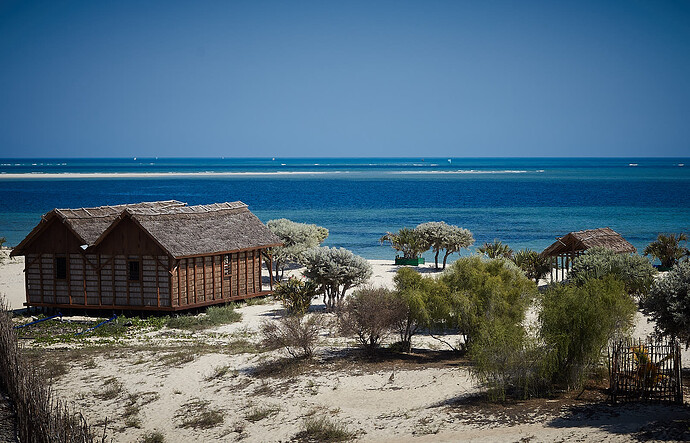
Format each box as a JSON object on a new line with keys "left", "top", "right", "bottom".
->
{"left": 1, "top": 157, "right": 688, "bottom": 261}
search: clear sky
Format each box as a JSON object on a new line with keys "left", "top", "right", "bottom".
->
{"left": 1, "top": 0, "right": 689, "bottom": 158}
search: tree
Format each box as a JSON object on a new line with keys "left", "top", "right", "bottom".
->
{"left": 416, "top": 222, "right": 474, "bottom": 269}
{"left": 301, "top": 247, "right": 372, "bottom": 310}
{"left": 641, "top": 261, "right": 690, "bottom": 346}
{"left": 477, "top": 239, "right": 513, "bottom": 259}
{"left": 511, "top": 249, "right": 551, "bottom": 284}
{"left": 569, "top": 247, "right": 656, "bottom": 297}
{"left": 379, "top": 227, "right": 430, "bottom": 260}
{"left": 267, "top": 219, "right": 329, "bottom": 281}
{"left": 643, "top": 233, "right": 690, "bottom": 269}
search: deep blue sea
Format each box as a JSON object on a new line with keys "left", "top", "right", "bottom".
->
{"left": 1, "top": 157, "right": 689, "bottom": 261}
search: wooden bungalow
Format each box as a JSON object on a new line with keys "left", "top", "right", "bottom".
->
{"left": 541, "top": 227, "right": 637, "bottom": 281}
{"left": 10, "top": 200, "right": 282, "bottom": 311}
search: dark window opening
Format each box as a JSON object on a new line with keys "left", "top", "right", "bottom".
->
{"left": 55, "top": 257, "right": 67, "bottom": 280}
{"left": 128, "top": 260, "right": 141, "bottom": 281}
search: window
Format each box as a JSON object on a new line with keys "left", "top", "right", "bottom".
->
{"left": 128, "top": 260, "right": 141, "bottom": 281}
{"left": 223, "top": 254, "right": 232, "bottom": 276}
{"left": 55, "top": 256, "right": 67, "bottom": 280}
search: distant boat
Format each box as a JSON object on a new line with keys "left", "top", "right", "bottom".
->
{"left": 629, "top": 163, "right": 638, "bottom": 167}
{"left": 679, "top": 163, "right": 685, "bottom": 167}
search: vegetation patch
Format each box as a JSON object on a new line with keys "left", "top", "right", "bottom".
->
{"left": 175, "top": 399, "right": 224, "bottom": 429}
{"left": 295, "top": 415, "right": 355, "bottom": 442}
{"left": 245, "top": 405, "right": 280, "bottom": 422}
{"left": 166, "top": 304, "right": 241, "bottom": 330}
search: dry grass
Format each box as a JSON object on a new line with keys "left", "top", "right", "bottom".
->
{"left": 295, "top": 415, "right": 355, "bottom": 442}
{"left": 175, "top": 399, "right": 224, "bottom": 429}
{"left": 245, "top": 405, "right": 280, "bottom": 422}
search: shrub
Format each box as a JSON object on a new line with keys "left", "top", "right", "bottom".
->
{"left": 260, "top": 314, "right": 323, "bottom": 358}
{"left": 338, "top": 287, "right": 405, "bottom": 353}
{"left": 641, "top": 261, "right": 690, "bottom": 346}
{"left": 302, "top": 247, "right": 372, "bottom": 310}
{"left": 477, "top": 239, "right": 513, "bottom": 259}
{"left": 379, "top": 227, "right": 430, "bottom": 260}
{"left": 439, "top": 257, "right": 536, "bottom": 350}
{"left": 267, "top": 218, "right": 329, "bottom": 281}
{"left": 539, "top": 277, "right": 636, "bottom": 389}
{"left": 415, "top": 222, "right": 474, "bottom": 269}
{"left": 643, "top": 233, "right": 690, "bottom": 269}
{"left": 391, "top": 268, "right": 432, "bottom": 351}
{"left": 274, "top": 277, "right": 317, "bottom": 315}
{"left": 569, "top": 247, "right": 656, "bottom": 297}
{"left": 470, "top": 322, "right": 552, "bottom": 401}
{"left": 511, "top": 249, "right": 551, "bottom": 284}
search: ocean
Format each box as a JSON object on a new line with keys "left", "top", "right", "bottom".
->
{"left": 1, "top": 157, "right": 688, "bottom": 261}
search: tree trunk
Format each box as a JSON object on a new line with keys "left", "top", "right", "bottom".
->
{"left": 434, "top": 249, "right": 440, "bottom": 269}
{"left": 442, "top": 251, "right": 451, "bottom": 269}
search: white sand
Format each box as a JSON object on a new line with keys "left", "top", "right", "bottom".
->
{"left": 2, "top": 253, "right": 688, "bottom": 442}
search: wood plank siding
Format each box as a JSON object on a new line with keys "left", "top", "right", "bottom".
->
{"left": 169, "top": 249, "right": 266, "bottom": 309}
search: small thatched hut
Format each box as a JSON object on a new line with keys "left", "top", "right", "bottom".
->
{"left": 541, "top": 227, "right": 637, "bottom": 280}
{"left": 11, "top": 200, "right": 281, "bottom": 311}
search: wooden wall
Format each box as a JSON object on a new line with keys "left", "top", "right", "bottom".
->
{"left": 171, "top": 249, "right": 265, "bottom": 308}
{"left": 25, "top": 253, "right": 171, "bottom": 308}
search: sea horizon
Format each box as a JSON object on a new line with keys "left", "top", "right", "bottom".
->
{"left": 1, "top": 157, "right": 688, "bottom": 262}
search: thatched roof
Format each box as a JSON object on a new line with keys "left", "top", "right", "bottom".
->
{"left": 12, "top": 200, "right": 281, "bottom": 258}
{"left": 115, "top": 202, "right": 282, "bottom": 257}
{"left": 541, "top": 227, "right": 636, "bottom": 257}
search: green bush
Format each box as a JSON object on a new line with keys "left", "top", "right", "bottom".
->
{"left": 391, "top": 267, "right": 432, "bottom": 352}
{"left": 439, "top": 257, "right": 536, "bottom": 350}
{"left": 470, "top": 322, "right": 552, "bottom": 401}
{"left": 569, "top": 247, "right": 655, "bottom": 297}
{"left": 641, "top": 261, "right": 690, "bottom": 346}
{"left": 274, "top": 277, "right": 317, "bottom": 315}
{"left": 540, "top": 277, "right": 636, "bottom": 389}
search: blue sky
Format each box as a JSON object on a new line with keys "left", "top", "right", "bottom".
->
{"left": 1, "top": 0, "right": 689, "bottom": 158}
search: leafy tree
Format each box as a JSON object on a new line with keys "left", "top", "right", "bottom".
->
{"left": 301, "top": 247, "right": 372, "bottom": 310}
{"left": 438, "top": 257, "right": 536, "bottom": 351}
{"left": 511, "top": 249, "right": 551, "bottom": 284}
{"left": 379, "top": 227, "right": 430, "bottom": 260}
{"left": 540, "top": 277, "right": 636, "bottom": 389}
{"left": 641, "top": 261, "right": 690, "bottom": 346}
{"left": 569, "top": 247, "right": 655, "bottom": 297}
{"left": 416, "top": 222, "right": 474, "bottom": 269}
{"left": 267, "top": 219, "right": 329, "bottom": 281}
{"left": 274, "top": 277, "right": 318, "bottom": 315}
{"left": 338, "top": 286, "right": 405, "bottom": 353}
{"left": 391, "top": 267, "right": 432, "bottom": 351}
{"left": 643, "top": 233, "right": 690, "bottom": 269}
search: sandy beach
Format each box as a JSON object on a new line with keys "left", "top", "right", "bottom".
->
{"left": 1, "top": 252, "right": 688, "bottom": 442}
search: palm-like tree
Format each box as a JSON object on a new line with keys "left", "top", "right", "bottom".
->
{"left": 477, "top": 239, "right": 513, "bottom": 259}
{"left": 643, "top": 233, "right": 690, "bottom": 268}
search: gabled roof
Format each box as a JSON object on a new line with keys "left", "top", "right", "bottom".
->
{"left": 12, "top": 200, "right": 281, "bottom": 258}
{"left": 541, "top": 227, "right": 637, "bottom": 257}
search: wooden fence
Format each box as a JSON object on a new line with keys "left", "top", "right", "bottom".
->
{"left": 608, "top": 338, "right": 683, "bottom": 404}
